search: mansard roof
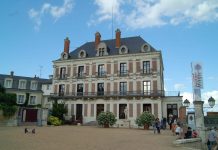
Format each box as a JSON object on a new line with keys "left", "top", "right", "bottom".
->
{"left": 68, "top": 36, "right": 157, "bottom": 59}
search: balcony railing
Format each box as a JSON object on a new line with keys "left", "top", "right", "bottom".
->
{"left": 50, "top": 90, "right": 181, "bottom": 99}
{"left": 118, "top": 70, "right": 129, "bottom": 76}
{"left": 76, "top": 72, "right": 86, "bottom": 79}
{"left": 96, "top": 71, "right": 107, "bottom": 78}
{"left": 57, "top": 74, "right": 68, "bottom": 80}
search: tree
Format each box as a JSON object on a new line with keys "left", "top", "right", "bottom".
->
{"left": 51, "top": 100, "right": 67, "bottom": 121}
{"left": 0, "top": 84, "right": 17, "bottom": 118}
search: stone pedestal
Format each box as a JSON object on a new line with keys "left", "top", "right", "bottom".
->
{"left": 193, "top": 101, "right": 206, "bottom": 149}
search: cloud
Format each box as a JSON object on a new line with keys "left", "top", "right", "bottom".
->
{"left": 174, "top": 83, "right": 185, "bottom": 91}
{"left": 182, "top": 90, "right": 218, "bottom": 102}
{"left": 90, "top": 0, "right": 218, "bottom": 29}
{"left": 28, "top": 0, "right": 74, "bottom": 30}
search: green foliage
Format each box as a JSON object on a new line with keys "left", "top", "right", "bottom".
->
{"left": 0, "top": 84, "right": 5, "bottom": 93}
{"left": 51, "top": 100, "right": 67, "bottom": 121}
{"left": 1, "top": 104, "right": 17, "bottom": 118}
{"left": 0, "top": 86, "right": 17, "bottom": 117}
{"left": 97, "top": 111, "right": 117, "bottom": 126}
{"left": 0, "top": 93, "right": 17, "bottom": 105}
{"left": 22, "top": 93, "right": 30, "bottom": 107}
{"left": 135, "top": 111, "right": 155, "bottom": 127}
{"left": 48, "top": 116, "right": 62, "bottom": 126}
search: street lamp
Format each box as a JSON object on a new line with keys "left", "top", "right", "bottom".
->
{"left": 183, "top": 97, "right": 216, "bottom": 108}
{"left": 208, "top": 96, "right": 215, "bottom": 108}
{"left": 183, "top": 99, "right": 190, "bottom": 107}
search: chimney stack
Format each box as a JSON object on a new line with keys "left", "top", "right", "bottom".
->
{"left": 10, "top": 71, "right": 14, "bottom": 76}
{"left": 64, "top": 37, "right": 70, "bottom": 54}
{"left": 115, "top": 29, "right": 121, "bottom": 48}
{"left": 95, "top": 32, "right": 101, "bottom": 49}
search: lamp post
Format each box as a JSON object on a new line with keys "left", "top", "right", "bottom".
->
{"left": 183, "top": 97, "right": 216, "bottom": 149}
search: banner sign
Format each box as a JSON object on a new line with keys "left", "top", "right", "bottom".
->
{"left": 191, "top": 62, "right": 203, "bottom": 89}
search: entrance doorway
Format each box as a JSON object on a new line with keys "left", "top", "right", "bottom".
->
{"left": 24, "top": 108, "right": 38, "bottom": 122}
{"left": 96, "top": 104, "right": 104, "bottom": 117}
{"left": 76, "top": 104, "right": 83, "bottom": 122}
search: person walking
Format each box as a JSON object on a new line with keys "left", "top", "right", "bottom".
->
{"left": 207, "top": 127, "right": 218, "bottom": 150}
{"left": 155, "top": 118, "right": 161, "bottom": 134}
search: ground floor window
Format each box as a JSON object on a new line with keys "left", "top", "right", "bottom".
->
{"left": 143, "top": 104, "right": 151, "bottom": 113}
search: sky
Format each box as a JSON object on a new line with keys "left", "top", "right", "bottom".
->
{"left": 1, "top": 0, "right": 218, "bottom": 110}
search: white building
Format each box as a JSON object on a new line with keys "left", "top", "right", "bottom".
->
{"left": 50, "top": 29, "right": 182, "bottom": 127}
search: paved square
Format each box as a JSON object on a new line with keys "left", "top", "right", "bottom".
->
{"left": 0, "top": 126, "right": 187, "bottom": 150}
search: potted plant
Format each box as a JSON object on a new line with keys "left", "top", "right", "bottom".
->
{"left": 136, "top": 111, "right": 155, "bottom": 130}
{"left": 97, "top": 111, "right": 117, "bottom": 128}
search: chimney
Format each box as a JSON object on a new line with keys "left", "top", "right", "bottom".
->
{"left": 95, "top": 32, "right": 101, "bottom": 49}
{"left": 64, "top": 37, "right": 70, "bottom": 54}
{"left": 115, "top": 29, "right": 121, "bottom": 48}
{"left": 10, "top": 71, "right": 14, "bottom": 76}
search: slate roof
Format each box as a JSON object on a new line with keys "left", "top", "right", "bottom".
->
{"left": 0, "top": 74, "right": 51, "bottom": 84}
{"left": 68, "top": 36, "right": 157, "bottom": 59}
{"left": 0, "top": 74, "right": 52, "bottom": 91}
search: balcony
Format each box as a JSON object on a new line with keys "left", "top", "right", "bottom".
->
{"left": 76, "top": 72, "right": 86, "bottom": 79}
{"left": 140, "top": 69, "right": 152, "bottom": 75}
{"left": 57, "top": 74, "right": 68, "bottom": 80}
{"left": 49, "top": 90, "right": 181, "bottom": 100}
{"left": 96, "top": 71, "right": 107, "bottom": 78}
{"left": 118, "top": 70, "right": 129, "bottom": 77}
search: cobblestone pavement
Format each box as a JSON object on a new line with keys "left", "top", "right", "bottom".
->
{"left": 0, "top": 126, "right": 192, "bottom": 150}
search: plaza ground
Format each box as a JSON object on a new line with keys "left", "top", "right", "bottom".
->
{"left": 0, "top": 126, "right": 193, "bottom": 150}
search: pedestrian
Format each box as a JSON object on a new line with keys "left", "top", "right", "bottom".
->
{"left": 155, "top": 118, "right": 161, "bottom": 134}
{"left": 175, "top": 124, "right": 181, "bottom": 136}
{"left": 152, "top": 121, "right": 157, "bottom": 134}
{"left": 206, "top": 127, "right": 218, "bottom": 150}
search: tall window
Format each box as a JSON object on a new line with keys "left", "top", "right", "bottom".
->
{"left": 98, "top": 64, "right": 105, "bottom": 77}
{"left": 120, "top": 82, "right": 127, "bottom": 95}
{"left": 120, "top": 63, "right": 127, "bottom": 76}
{"left": 60, "top": 67, "right": 66, "bottom": 79}
{"left": 19, "top": 80, "right": 26, "bottom": 89}
{"left": 17, "top": 95, "right": 25, "bottom": 104}
{"left": 59, "top": 84, "right": 65, "bottom": 96}
{"left": 29, "top": 96, "right": 36, "bottom": 105}
{"left": 97, "top": 83, "right": 104, "bottom": 96}
{"left": 78, "top": 66, "right": 84, "bottom": 77}
{"left": 143, "top": 81, "right": 151, "bottom": 95}
{"left": 143, "top": 61, "right": 150, "bottom": 74}
{"left": 4, "top": 79, "right": 12, "bottom": 88}
{"left": 77, "top": 84, "right": 83, "bottom": 96}
{"left": 31, "top": 81, "right": 38, "bottom": 90}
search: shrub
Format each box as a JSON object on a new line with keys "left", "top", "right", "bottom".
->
{"left": 97, "top": 111, "right": 117, "bottom": 127}
{"left": 48, "top": 116, "right": 62, "bottom": 126}
{"left": 1, "top": 104, "right": 17, "bottom": 118}
{"left": 135, "top": 111, "right": 155, "bottom": 127}
{"left": 51, "top": 100, "right": 67, "bottom": 121}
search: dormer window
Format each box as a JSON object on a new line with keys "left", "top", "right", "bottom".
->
{"left": 96, "top": 42, "right": 108, "bottom": 56}
{"left": 61, "top": 52, "right": 69, "bottom": 60}
{"left": 141, "top": 43, "right": 151, "bottom": 52}
{"left": 99, "top": 48, "right": 105, "bottom": 56}
{"left": 19, "top": 80, "right": 26, "bottom": 89}
{"left": 119, "top": 45, "right": 128, "bottom": 54}
{"left": 31, "top": 81, "right": 38, "bottom": 90}
{"left": 78, "top": 50, "right": 86, "bottom": 58}
{"left": 4, "top": 78, "right": 13, "bottom": 88}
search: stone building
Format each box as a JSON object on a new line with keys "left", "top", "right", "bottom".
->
{"left": 50, "top": 29, "right": 182, "bottom": 127}
{"left": 0, "top": 72, "right": 51, "bottom": 126}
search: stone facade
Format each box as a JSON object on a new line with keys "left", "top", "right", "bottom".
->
{"left": 50, "top": 29, "right": 182, "bottom": 127}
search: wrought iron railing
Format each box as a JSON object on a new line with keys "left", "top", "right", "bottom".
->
{"left": 50, "top": 90, "right": 180, "bottom": 98}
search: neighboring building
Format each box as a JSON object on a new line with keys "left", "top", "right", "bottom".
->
{"left": 0, "top": 71, "right": 52, "bottom": 125}
{"left": 50, "top": 29, "right": 182, "bottom": 127}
